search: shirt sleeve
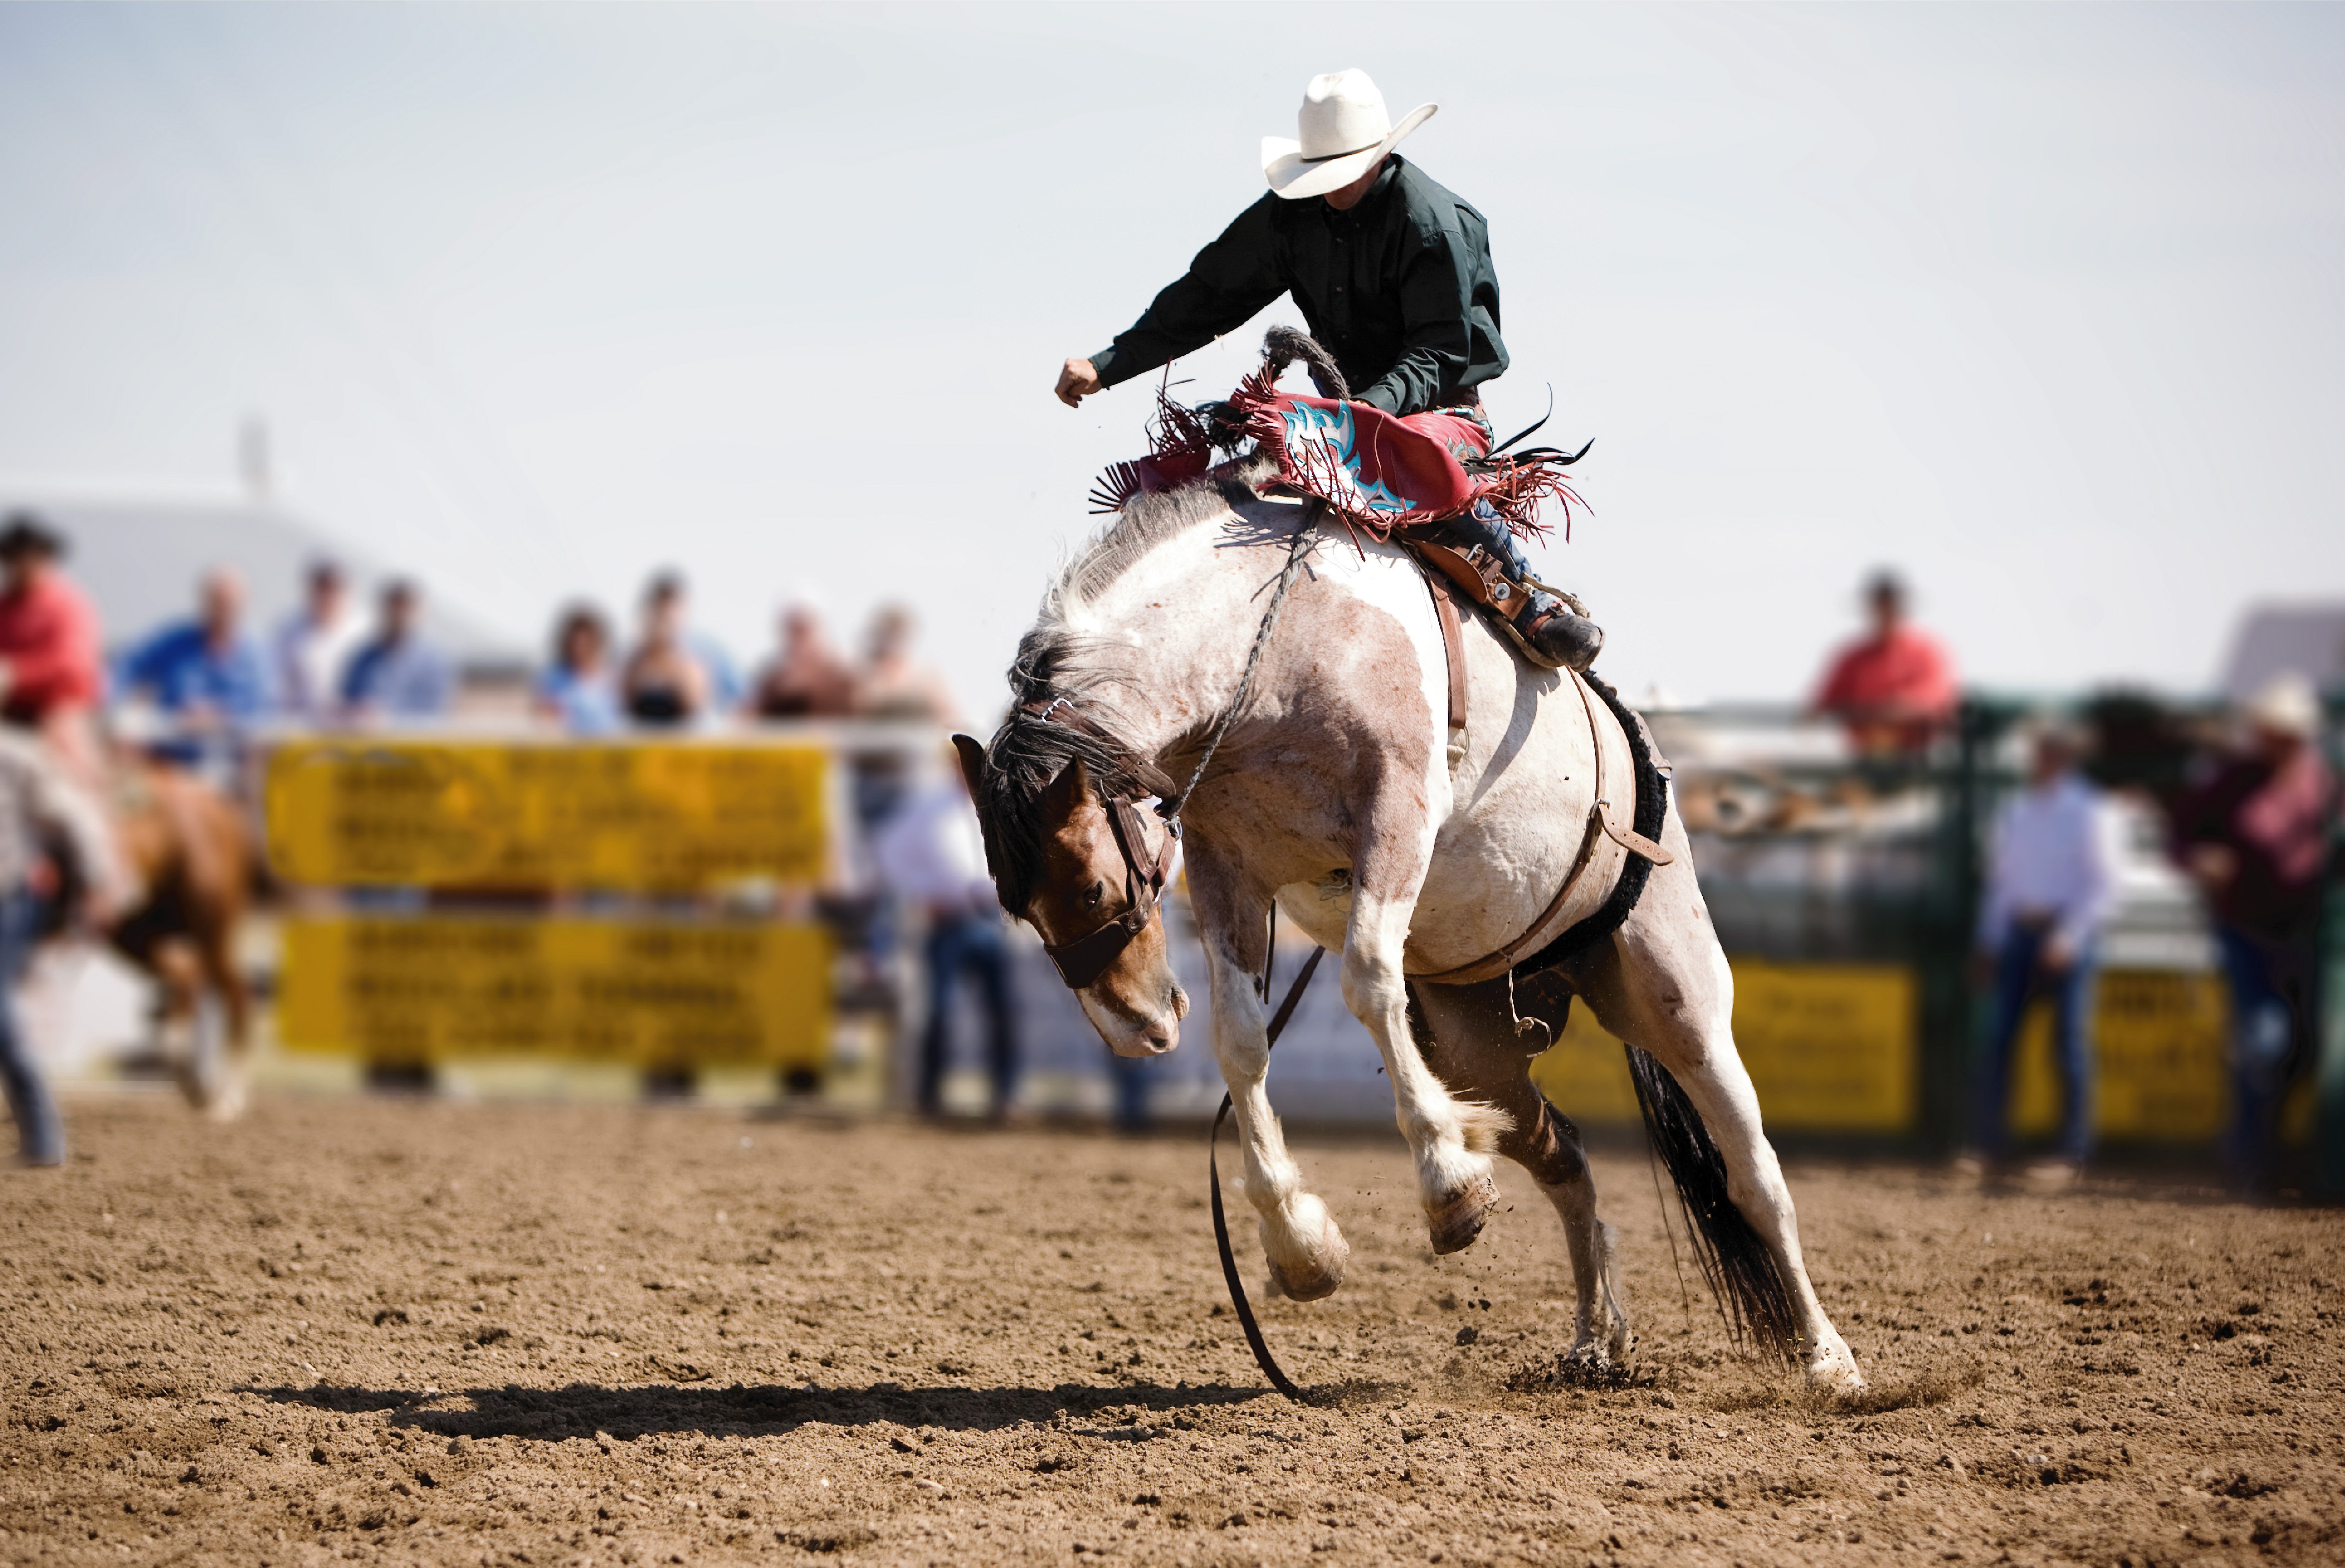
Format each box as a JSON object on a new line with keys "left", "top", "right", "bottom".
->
{"left": 1976, "top": 801, "right": 2016, "bottom": 952}
{"left": 20, "top": 585, "right": 107, "bottom": 708}
{"left": 117, "top": 631, "right": 167, "bottom": 695}
{"left": 1812, "top": 645, "right": 1858, "bottom": 712}
{"left": 1355, "top": 214, "right": 1476, "bottom": 415}
{"left": 2052, "top": 792, "right": 2122, "bottom": 952}
{"left": 1090, "top": 196, "right": 1286, "bottom": 389}
{"left": 1909, "top": 634, "right": 1960, "bottom": 717}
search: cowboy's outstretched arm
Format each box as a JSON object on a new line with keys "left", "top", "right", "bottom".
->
{"left": 1058, "top": 196, "right": 1283, "bottom": 405}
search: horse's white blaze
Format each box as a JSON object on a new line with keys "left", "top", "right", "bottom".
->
{"left": 1074, "top": 989, "right": 1179, "bottom": 1057}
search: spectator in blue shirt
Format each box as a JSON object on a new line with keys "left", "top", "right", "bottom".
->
{"left": 340, "top": 579, "right": 451, "bottom": 721}
{"left": 534, "top": 604, "right": 620, "bottom": 737}
{"left": 117, "top": 569, "right": 270, "bottom": 767}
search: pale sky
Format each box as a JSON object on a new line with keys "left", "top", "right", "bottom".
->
{"left": 2, "top": 3, "right": 2339, "bottom": 721}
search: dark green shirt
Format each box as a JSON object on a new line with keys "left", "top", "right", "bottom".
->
{"left": 1087, "top": 156, "right": 1508, "bottom": 417}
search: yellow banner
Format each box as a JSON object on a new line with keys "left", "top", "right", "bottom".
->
{"left": 1532, "top": 959, "right": 2267, "bottom": 1144}
{"left": 2009, "top": 967, "right": 2228, "bottom": 1141}
{"left": 278, "top": 916, "right": 830, "bottom": 1068}
{"left": 1531, "top": 958, "right": 1916, "bottom": 1134}
{"left": 264, "top": 739, "right": 828, "bottom": 890}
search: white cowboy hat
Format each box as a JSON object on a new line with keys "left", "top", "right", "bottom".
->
{"left": 2244, "top": 671, "right": 2322, "bottom": 738}
{"left": 1262, "top": 70, "right": 1436, "bottom": 201}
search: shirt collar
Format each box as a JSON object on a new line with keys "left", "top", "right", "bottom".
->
{"left": 1322, "top": 156, "right": 1404, "bottom": 224}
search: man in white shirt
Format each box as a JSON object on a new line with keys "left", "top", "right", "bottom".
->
{"left": 871, "top": 760, "right": 1018, "bottom": 1120}
{"left": 1964, "top": 723, "right": 2120, "bottom": 1183}
{"left": 269, "top": 560, "right": 364, "bottom": 725}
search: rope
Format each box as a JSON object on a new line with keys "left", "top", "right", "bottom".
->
{"left": 1158, "top": 504, "right": 1319, "bottom": 819}
{"left": 1210, "top": 943, "right": 1325, "bottom": 1401}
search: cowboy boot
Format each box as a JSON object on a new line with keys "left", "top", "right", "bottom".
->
{"left": 1449, "top": 504, "right": 1605, "bottom": 673}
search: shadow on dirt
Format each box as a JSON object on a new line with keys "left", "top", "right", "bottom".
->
{"left": 243, "top": 1379, "right": 1293, "bottom": 1440}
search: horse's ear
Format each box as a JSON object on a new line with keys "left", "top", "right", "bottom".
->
{"left": 950, "top": 733, "right": 987, "bottom": 798}
{"left": 951, "top": 733, "right": 1009, "bottom": 893}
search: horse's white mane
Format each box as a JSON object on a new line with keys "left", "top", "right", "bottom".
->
{"left": 1040, "top": 461, "right": 1273, "bottom": 628}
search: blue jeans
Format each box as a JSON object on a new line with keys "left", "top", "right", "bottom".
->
{"left": 1973, "top": 923, "right": 2097, "bottom": 1163}
{"left": 0, "top": 890, "right": 61, "bottom": 1163}
{"left": 2212, "top": 922, "right": 2314, "bottom": 1188}
{"left": 918, "top": 912, "right": 1017, "bottom": 1116}
{"left": 1111, "top": 1052, "right": 1157, "bottom": 1132}
{"left": 1456, "top": 501, "right": 1537, "bottom": 581}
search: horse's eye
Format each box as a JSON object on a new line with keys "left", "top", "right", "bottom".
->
{"left": 1083, "top": 881, "right": 1105, "bottom": 909}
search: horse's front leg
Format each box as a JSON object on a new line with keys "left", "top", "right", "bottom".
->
{"left": 1188, "top": 852, "right": 1348, "bottom": 1300}
{"left": 1341, "top": 885, "right": 1511, "bottom": 1254}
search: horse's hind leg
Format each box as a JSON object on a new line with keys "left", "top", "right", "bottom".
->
{"left": 1409, "top": 979, "right": 1632, "bottom": 1367}
{"left": 1574, "top": 818, "right": 1863, "bottom": 1393}
{"left": 195, "top": 922, "right": 250, "bottom": 1121}
{"left": 141, "top": 935, "right": 208, "bottom": 1110}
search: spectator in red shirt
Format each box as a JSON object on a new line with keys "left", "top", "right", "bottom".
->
{"left": 1811, "top": 570, "right": 1959, "bottom": 756}
{"left": 2169, "top": 672, "right": 2338, "bottom": 1192}
{"left": 0, "top": 516, "right": 105, "bottom": 778}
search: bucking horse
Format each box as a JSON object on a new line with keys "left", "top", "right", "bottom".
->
{"left": 955, "top": 378, "right": 1864, "bottom": 1393}
{"left": 43, "top": 744, "right": 257, "bottom": 1120}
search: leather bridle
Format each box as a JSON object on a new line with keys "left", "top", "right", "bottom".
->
{"left": 1016, "top": 697, "right": 1184, "bottom": 990}
{"left": 1007, "top": 506, "right": 1321, "bottom": 994}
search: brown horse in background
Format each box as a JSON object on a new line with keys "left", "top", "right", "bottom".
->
{"left": 65, "top": 754, "right": 257, "bottom": 1119}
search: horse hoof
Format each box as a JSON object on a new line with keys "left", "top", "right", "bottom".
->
{"left": 1265, "top": 1215, "right": 1349, "bottom": 1302}
{"left": 1804, "top": 1337, "right": 1866, "bottom": 1396}
{"left": 1268, "top": 1257, "right": 1342, "bottom": 1302}
{"left": 1426, "top": 1173, "right": 1498, "bottom": 1255}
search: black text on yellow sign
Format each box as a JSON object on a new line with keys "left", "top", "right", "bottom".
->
{"left": 278, "top": 916, "right": 832, "bottom": 1069}
{"left": 264, "top": 740, "right": 828, "bottom": 890}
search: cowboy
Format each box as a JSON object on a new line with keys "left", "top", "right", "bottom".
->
{"left": 1056, "top": 70, "right": 1601, "bottom": 672}
{"left": 0, "top": 514, "right": 106, "bottom": 781}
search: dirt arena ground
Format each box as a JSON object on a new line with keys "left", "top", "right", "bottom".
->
{"left": 3, "top": 1094, "right": 2342, "bottom": 1568}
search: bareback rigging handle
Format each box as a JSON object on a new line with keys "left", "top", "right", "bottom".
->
{"left": 1208, "top": 942, "right": 1325, "bottom": 1402}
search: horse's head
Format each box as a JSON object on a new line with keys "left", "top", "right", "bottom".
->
{"left": 953, "top": 726, "right": 1188, "bottom": 1057}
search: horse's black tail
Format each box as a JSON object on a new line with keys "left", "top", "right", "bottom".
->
{"left": 1625, "top": 1043, "right": 1802, "bottom": 1365}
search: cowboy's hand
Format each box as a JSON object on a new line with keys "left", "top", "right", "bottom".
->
{"left": 2041, "top": 932, "right": 2077, "bottom": 973}
{"left": 1055, "top": 357, "right": 1103, "bottom": 408}
{"left": 79, "top": 887, "right": 127, "bottom": 933}
{"left": 2185, "top": 842, "right": 2237, "bottom": 890}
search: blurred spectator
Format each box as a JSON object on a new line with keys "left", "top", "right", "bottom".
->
{"left": 269, "top": 559, "right": 364, "bottom": 724}
{"left": 116, "top": 569, "right": 270, "bottom": 767}
{"left": 621, "top": 573, "right": 715, "bottom": 728}
{"left": 872, "top": 761, "right": 1017, "bottom": 1120}
{"left": 0, "top": 514, "right": 104, "bottom": 778}
{"left": 1811, "top": 570, "right": 1959, "bottom": 755}
{"left": 746, "top": 603, "right": 856, "bottom": 720}
{"left": 1962, "top": 723, "right": 2119, "bottom": 1185}
{"left": 0, "top": 727, "right": 129, "bottom": 1166}
{"left": 340, "top": 580, "right": 451, "bottom": 720}
{"left": 2168, "top": 672, "right": 2338, "bottom": 1192}
{"left": 534, "top": 605, "right": 621, "bottom": 737}
{"left": 855, "top": 604, "right": 959, "bottom": 725}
